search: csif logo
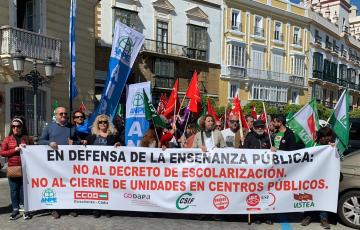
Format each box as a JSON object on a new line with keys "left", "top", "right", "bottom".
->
{"left": 176, "top": 193, "right": 195, "bottom": 210}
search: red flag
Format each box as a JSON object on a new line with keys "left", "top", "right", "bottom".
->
{"left": 79, "top": 101, "right": 86, "bottom": 113}
{"left": 186, "top": 71, "right": 201, "bottom": 113}
{"left": 206, "top": 98, "right": 220, "bottom": 122}
{"left": 251, "top": 105, "right": 257, "bottom": 119}
{"left": 157, "top": 93, "right": 167, "bottom": 115}
{"left": 163, "top": 79, "right": 179, "bottom": 118}
{"left": 259, "top": 112, "right": 267, "bottom": 123}
{"left": 230, "top": 96, "right": 248, "bottom": 129}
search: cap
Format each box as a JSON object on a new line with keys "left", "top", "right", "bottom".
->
{"left": 253, "top": 120, "right": 265, "bottom": 128}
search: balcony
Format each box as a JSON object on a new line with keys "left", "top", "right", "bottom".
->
{"left": 231, "top": 23, "right": 243, "bottom": 33}
{"left": 253, "top": 27, "right": 264, "bottom": 38}
{"left": 341, "top": 49, "right": 347, "bottom": 58}
{"left": 325, "top": 41, "right": 332, "bottom": 50}
{"left": 223, "top": 65, "right": 246, "bottom": 78}
{"left": 292, "top": 38, "right": 302, "bottom": 46}
{"left": 332, "top": 44, "right": 339, "bottom": 54}
{"left": 143, "top": 39, "right": 207, "bottom": 61}
{"left": 313, "top": 70, "right": 323, "bottom": 80}
{"left": 274, "top": 32, "right": 284, "bottom": 42}
{"left": 315, "top": 35, "right": 322, "bottom": 45}
{"left": 343, "top": 26, "right": 349, "bottom": 34}
{"left": 154, "top": 75, "right": 175, "bottom": 89}
{"left": 0, "top": 25, "right": 62, "bottom": 63}
{"left": 246, "top": 68, "right": 305, "bottom": 86}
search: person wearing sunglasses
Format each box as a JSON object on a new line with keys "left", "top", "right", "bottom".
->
{"left": 1, "top": 117, "right": 33, "bottom": 220}
{"left": 71, "top": 110, "right": 88, "bottom": 145}
{"left": 84, "top": 114, "right": 121, "bottom": 218}
{"left": 221, "top": 114, "right": 241, "bottom": 148}
{"left": 38, "top": 106, "right": 75, "bottom": 219}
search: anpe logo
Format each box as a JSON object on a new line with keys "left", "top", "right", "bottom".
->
{"left": 246, "top": 193, "right": 260, "bottom": 207}
{"left": 213, "top": 194, "right": 229, "bottom": 210}
{"left": 124, "top": 193, "right": 150, "bottom": 200}
{"left": 176, "top": 193, "right": 195, "bottom": 210}
{"left": 74, "top": 191, "right": 109, "bottom": 200}
{"left": 41, "top": 188, "right": 57, "bottom": 205}
{"left": 293, "top": 193, "right": 315, "bottom": 209}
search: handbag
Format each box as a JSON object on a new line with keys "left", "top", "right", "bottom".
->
{"left": 7, "top": 166, "right": 22, "bottom": 178}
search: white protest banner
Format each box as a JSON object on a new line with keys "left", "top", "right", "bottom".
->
{"left": 21, "top": 145, "right": 340, "bottom": 214}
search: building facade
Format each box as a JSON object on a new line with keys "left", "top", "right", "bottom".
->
{"left": 95, "top": 0, "right": 222, "bottom": 105}
{"left": 219, "top": 0, "right": 310, "bottom": 106}
{"left": 0, "top": 0, "right": 96, "bottom": 139}
{"left": 307, "top": 0, "right": 360, "bottom": 109}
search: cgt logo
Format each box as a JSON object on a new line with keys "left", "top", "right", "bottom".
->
{"left": 74, "top": 191, "right": 109, "bottom": 200}
{"left": 124, "top": 193, "right": 150, "bottom": 200}
{"left": 176, "top": 193, "right": 195, "bottom": 210}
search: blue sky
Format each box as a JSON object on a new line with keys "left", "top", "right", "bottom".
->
{"left": 289, "top": 0, "right": 360, "bottom": 14}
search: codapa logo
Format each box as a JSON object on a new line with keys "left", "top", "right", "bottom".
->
{"left": 115, "top": 36, "right": 134, "bottom": 64}
{"left": 41, "top": 188, "right": 57, "bottom": 205}
{"left": 176, "top": 193, "right": 195, "bottom": 210}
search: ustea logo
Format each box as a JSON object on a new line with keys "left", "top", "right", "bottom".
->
{"left": 213, "top": 194, "right": 229, "bottom": 210}
{"left": 41, "top": 188, "right": 57, "bottom": 205}
{"left": 176, "top": 193, "right": 195, "bottom": 210}
{"left": 293, "top": 193, "right": 315, "bottom": 209}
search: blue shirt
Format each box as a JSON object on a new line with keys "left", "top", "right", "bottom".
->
{"left": 38, "top": 122, "right": 74, "bottom": 145}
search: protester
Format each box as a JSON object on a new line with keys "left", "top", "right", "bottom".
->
{"left": 300, "top": 126, "right": 335, "bottom": 229}
{"left": 221, "top": 114, "right": 240, "bottom": 148}
{"left": 113, "top": 115, "right": 125, "bottom": 145}
{"left": 245, "top": 115, "right": 254, "bottom": 131}
{"left": 178, "top": 123, "right": 198, "bottom": 148}
{"left": 192, "top": 115, "right": 226, "bottom": 151}
{"left": 160, "top": 123, "right": 178, "bottom": 148}
{"left": 71, "top": 110, "right": 88, "bottom": 144}
{"left": 271, "top": 115, "right": 297, "bottom": 151}
{"left": 1, "top": 117, "right": 33, "bottom": 220}
{"left": 85, "top": 114, "right": 121, "bottom": 218}
{"left": 141, "top": 125, "right": 161, "bottom": 148}
{"left": 38, "top": 106, "right": 75, "bottom": 219}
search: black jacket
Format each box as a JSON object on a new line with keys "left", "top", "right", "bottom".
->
{"left": 85, "top": 134, "right": 121, "bottom": 146}
{"left": 243, "top": 132, "right": 271, "bottom": 149}
{"left": 273, "top": 128, "right": 298, "bottom": 151}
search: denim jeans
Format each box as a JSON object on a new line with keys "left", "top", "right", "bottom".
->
{"left": 8, "top": 177, "right": 24, "bottom": 211}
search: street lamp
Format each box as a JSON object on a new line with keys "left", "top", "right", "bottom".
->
{"left": 12, "top": 50, "right": 56, "bottom": 141}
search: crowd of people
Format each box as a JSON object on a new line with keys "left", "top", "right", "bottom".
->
{"left": 0, "top": 105, "right": 336, "bottom": 229}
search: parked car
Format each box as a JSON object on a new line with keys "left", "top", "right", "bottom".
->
{"left": 344, "top": 118, "right": 360, "bottom": 155}
{"left": 338, "top": 149, "right": 360, "bottom": 229}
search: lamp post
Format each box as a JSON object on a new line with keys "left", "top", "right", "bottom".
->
{"left": 12, "top": 50, "right": 56, "bottom": 142}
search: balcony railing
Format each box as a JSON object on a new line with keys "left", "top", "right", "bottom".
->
{"left": 143, "top": 39, "right": 207, "bottom": 61}
{"left": 231, "top": 23, "right": 243, "bottom": 32}
{"left": 274, "top": 32, "right": 284, "bottom": 42}
{"left": 315, "top": 35, "right": 322, "bottom": 44}
{"left": 224, "top": 65, "right": 246, "bottom": 78}
{"left": 253, "top": 27, "right": 264, "bottom": 37}
{"left": 343, "top": 26, "right": 349, "bottom": 34}
{"left": 325, "top": 41, "right": 332, "bottom": 50}
{"left": 246, "top": 68, "right": 305, "bottom": 86}
{"left": 332, "top": 45, "right": 339, "bottom": 53}
{"left": 0, "top": 25, "right": 61, "bottom": 63}
{"left": 154, "top": 75, "right": 175, "bottom": 89}
{"left": 313, "top": 70, "right": 323, "bottom": 79}
{"left": 341, "top": 49, "right": 347, "bottom": 58}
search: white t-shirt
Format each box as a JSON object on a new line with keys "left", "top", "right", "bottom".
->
{"left": 204, "top": 134, "right": 215, "bottom": 150}
{"left": 221, "top": 128, "right": 236, "bottom": 147}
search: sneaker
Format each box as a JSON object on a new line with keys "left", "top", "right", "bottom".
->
{"left": 320, "top": 218, "right": 331, "bottom": 229}
{"left": 105, "top": 212, "right": 112, "bottom": 218}
{"left": 51, "top": 210, "right": 60, "bottom": 219}
{"left": 253, "top": 220, "right": 262, "bottom": 224}
{"left": 69, "top": 211, "right": 78, "bottom": 217}
{"left": 301, "top": 216, "right": 312, "bottom": 226}
{"left": 9, "top": 210, "right": 19, "bottom": 220}
{"left": 93, "top": 210, "right": 101, "bottom": 218}
{"left": 264, "top": 219, "right": 273, "bottom": 225}
{"left": 23, "top": 212, "right": 31, "bottom": 220}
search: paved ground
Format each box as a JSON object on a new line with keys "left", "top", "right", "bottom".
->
{"left": 0, "top": 178, "right": 354, "bottom": 230}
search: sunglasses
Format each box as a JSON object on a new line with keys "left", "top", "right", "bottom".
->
{"left": 229, "top": 120, "right": 239, "bottom": 124}
{"left": 74, "top": 116, "right": 84, "bottom": 119}
{"left": 12, "top": 125, "right": 22, "bottom": 129}
{"left": 58, "top": 112, "right": 68, "bottom": 116}
{"left": 98, "top": 120, "right": 108, "bottom": 125}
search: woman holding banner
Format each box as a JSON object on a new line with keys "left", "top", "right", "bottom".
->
{"left": 1, "top": 117, "right": 33, "bottom": 220}
{"left": 85, "top": 114, "right": 121, "bottom": 218}
{"left": 192, "top": 115, "right": 226, "bottom": 151}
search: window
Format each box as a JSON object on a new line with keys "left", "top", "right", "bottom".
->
{"left": 250, "top": 83, "right": 287, "bottom": 103}
{"left": 113, "top": 8, "right": 138, "bottom": 30}
{"left": 17, "top": 0, "right": 42, "bottom": 32}
{"left": 229, "top": 82, "right": 239, "bottom": 99}
{"left": 154, "top": 58, "right": 175, "bottom": 88}
{"left": 231, "top": 10, "right": 241, "bottom": 31}
{"left": 291, "top": 56, "right": 305, "bottom": 77}
{"left": 315, "top": 30, "right": 321, "bottom": 43}
{"left": 10, "top": 87, "right": 47, "bottom": 136}
{"left": 272, "top": 53, "right": 284, "bottom": 73}
{"left": 252, "top": 49, "right": 264, "bottom": 70}
{"left": 291, "top": 89, "right": 299, "bottom": 104}
{"left": 313, "top": 84, "right": 322, "bottom": 100}
{"left": 227, "top": 43, "right": 246, "bottom": 67}
{"left": 274, "top": 21, "right": 282, "bottom": 41}
{"left": 313, "top": 52, "right": 323, "bottom": 79}
{"left": 156, "top": 21, "right": 168, "bottom": 53}
{"left": 254, "top": 15, "right": 263, "bottom": 37}
{"left": 339, "top": 64, "right": 347, "bottom": 85}
{"left": 293, "top": 27, "right": 301, "bottom": 45}
{"left": 188, "top": 24, "right": 208, "bottom": 61}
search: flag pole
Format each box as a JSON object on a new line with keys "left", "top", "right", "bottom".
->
{"left": 224, "top": 102, "right": 227, "bottom": 130}
{"left": 262, "top": 102, "right": 273, "bottom": 148}
{"left": 182, "top": 111, "right": 191, "bottom": 136}
{"left": 152, "top": 119, "right": 160, "bottom": 144}
{"left": 237, "top": 93, "right": 244, "bottom": 146}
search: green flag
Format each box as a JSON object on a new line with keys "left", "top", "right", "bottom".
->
{"left": 52, "top": 100, "right": 59, "bottom": 121}
{"left": 143, "top": 89, "right": 166, "bottom": 128}
{"left": 328, "top": 89, "right": 350, "bottom": 156}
